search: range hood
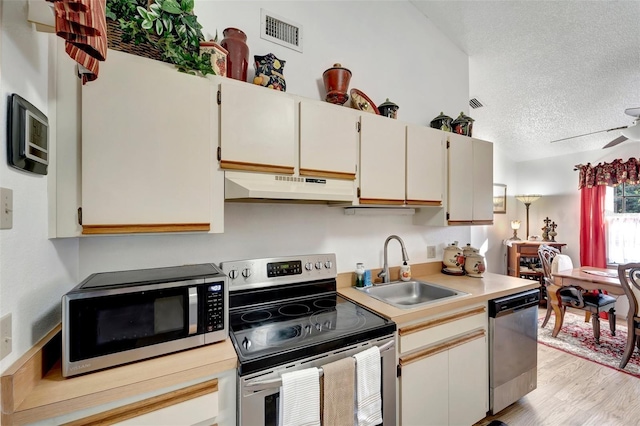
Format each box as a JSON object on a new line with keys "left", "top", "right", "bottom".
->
{"left": 224, "top": 171, "right": 355, "bottom": 202}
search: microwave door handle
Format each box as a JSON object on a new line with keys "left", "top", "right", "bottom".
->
{"left": 188, "top": 287, "right": 198, "bottom": 334}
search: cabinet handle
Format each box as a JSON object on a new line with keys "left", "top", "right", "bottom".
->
{"left": 399, "top": 306, "right": 486, "bottom": 336}
{"left": 399, "top": 329, "right": 485, "bottom": 367}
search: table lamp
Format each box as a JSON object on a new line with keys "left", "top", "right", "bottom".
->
{"left": 510, "top": 220, "right": 521, "bottom": 240}
{"left": 515, "top": 194, "right": 542, "bottom": 240}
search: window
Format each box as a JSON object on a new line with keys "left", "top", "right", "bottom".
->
{"left": 613, "top": 182, "right": 640, "bottom": 213}
{"left": 605, "top": 183, "right": 640, "bottom": 264}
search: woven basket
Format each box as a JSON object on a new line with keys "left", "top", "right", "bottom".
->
{"left": 106, "top": 19, "right": 169, "bottom": 63}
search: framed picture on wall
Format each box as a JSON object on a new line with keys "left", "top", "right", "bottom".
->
{"left": 493, "top": 183, "right": 507, "bottom": 214}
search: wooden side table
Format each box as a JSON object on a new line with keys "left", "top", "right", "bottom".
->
{"left": 506, "top": 241, "right": 567, "bottom": 285}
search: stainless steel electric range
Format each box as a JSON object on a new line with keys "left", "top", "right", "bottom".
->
{"left": 220, "top": 253, "right": 397, "bottom": 426}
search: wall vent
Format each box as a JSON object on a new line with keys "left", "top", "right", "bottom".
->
{"left": 260, "top": 9, "right": 303, "bottom": 53}
{"left": 469, "top": 97, "right": 485, "bottom": 109}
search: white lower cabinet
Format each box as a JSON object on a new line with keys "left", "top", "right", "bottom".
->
{"left": 398, "top": 306, "right": 488, "bottom": 426}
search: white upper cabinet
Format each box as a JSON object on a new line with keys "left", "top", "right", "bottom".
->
{"left": 358, "top": 114, "right": 406, "bottom": 204}
{"left": 81, "top": 50, "right": 214, "bottom": 235}
{"left": 447, "top": 133, "right": 493, "bottom": 225}
{"left": 299, "top": 100, "right": 359, "bottom": 180}
{"left": 406, "top": 125, "right": 444, "bottom": 206}
{"left": 218, "top": 81, "right": 296, "bottom": 174}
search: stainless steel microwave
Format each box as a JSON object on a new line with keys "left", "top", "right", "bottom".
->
{"left": 62, "top": 263, "right": 228, "bottom": 377}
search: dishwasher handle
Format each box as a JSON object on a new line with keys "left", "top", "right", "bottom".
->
{"left": 492, "top": 299, "right": 539, "bottom": 318}
{"left": 489, "top": 289, "right": 540, "bottom": 318}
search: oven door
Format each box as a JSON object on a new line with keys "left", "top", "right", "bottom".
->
{"left": 238, "top": 335, "right": 396, "bottom": 426}
{"left": 63, "top": 281, "right": 204, "bottom": 376}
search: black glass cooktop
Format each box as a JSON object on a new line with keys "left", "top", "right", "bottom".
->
{"left": 229, "top": 294, "right": 395, "bottom": 375}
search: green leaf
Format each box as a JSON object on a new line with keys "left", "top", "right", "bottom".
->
{"left": 155, "top": 19, "right": 163, "bottom": 35}
{"left": 149, "top": 3, "right": 161, "bottom": 14}
{"left": 181, "top": 0, "right": 195, "bottom": 13}
{"left": 141, "top": 19, "right": 153, "bottom": 30}
{"left": 161, "top": 0, "right": 182, "bottom": 14}
{"left": 136, "top": 6, "right": 149, "bottom": 20}
{"left": 162, "top": 17, "right": 172, "bottom": 33}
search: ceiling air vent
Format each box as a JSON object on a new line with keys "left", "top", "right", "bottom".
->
{"left": 469, "top": 97, "right": 484, "bottom": 109}
{"left": 260, "top": 9, "right": 303, "bottom": 53}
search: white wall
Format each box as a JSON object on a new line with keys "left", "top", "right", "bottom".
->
{"left": 1, "top": 1, "right": 473, "bottom": 371}
{"left": 0, "top": 0, "right": 79, "bottom": 372}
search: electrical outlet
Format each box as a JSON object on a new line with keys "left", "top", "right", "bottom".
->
{"left": 427, "top": 245, "right": 436, "bottom": 259}
{"left": 0, "top": 187, "right": 13, "bottom": 230}
{"left": 0, "top": 313, "right": 12, "bottom": 360}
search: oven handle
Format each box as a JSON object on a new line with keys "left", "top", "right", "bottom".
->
{"left": 243, "top": 340, "right": 395, "bottom": 392}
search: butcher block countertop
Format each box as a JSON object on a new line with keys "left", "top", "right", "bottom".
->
{"left": 0, "top": 326, "right": 237, "bottom": 425}
{"left": 337, "top": 262, "right": 540, "bottom": 326}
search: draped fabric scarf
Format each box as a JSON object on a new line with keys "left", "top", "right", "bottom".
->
{"left": 48, "top": 0, "right": 107, "bottom": 83}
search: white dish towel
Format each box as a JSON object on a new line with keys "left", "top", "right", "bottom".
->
{"left": 353, "top": 346, "right": 382, "bottom": 426}
{"left": 278, "top": 367, "right": 321, "bottom": 426}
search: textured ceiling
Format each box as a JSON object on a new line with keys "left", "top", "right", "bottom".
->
{"left": 410, "top": 0, "right": 640, "bottom": 162}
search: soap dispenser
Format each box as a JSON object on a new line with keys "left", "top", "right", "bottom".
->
{"left": 400, "top": 261, "right": 411, "bottom": 281}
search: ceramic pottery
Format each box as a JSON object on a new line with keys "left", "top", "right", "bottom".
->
{"left": 430, "top": 112, "right": 453, "bottom": 132}
{"left": 220, "top": 27, "right": 249, "bottom": 81}
{"left": 442, "top": 241, "right": 464, "bottom": 273}
{"left": 451, "top": 112, "right": 475, "bottom": 136}
{"left": 323, "top": 63, "right": 352, "bottom": 105}
{"left": 252, "top": 53, "right": 286, "bottom": 91}
{"left": 462, "top": 243, "right": 479, "bottom": 258}
{"left": 199, "top": 40, "right": 228, "bottom": 77}
{"left": 464, "top": 253, "right": 486, "bottom": 278}
{"left": 378, "top": 98, "right": 399, "bottom": 119}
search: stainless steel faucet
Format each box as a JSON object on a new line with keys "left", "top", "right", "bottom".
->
{"left": 378, "top": 235, "right": 409, "bottom": 283}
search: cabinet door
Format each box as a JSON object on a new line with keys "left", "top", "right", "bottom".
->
{"left": 81, "top": 50, "right": 211, "bottom": 234}
{"left": 447, "top": 133, "right": 474, "bottom": 223}
{"left": 400, "top": 350, "right": 449, "bottom": 426}
{"left": 449, "top": 335, "right": 488, "bottom": 425}
{"left": 359, "top": 114, "right": 406, "bottom": 204}
{"left": 219, "top": 82, "right": 295, "bottom": 174}
{"left": 406, "top": 125, "right": 444, "bottom": 206}
{"left": 299, "top": 100, "right": 359, "bottom": 179}
{"left": 472, "top": 138, "right": 494, "bottom": 223}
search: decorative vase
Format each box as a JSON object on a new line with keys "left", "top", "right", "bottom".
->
{"left": 199, "top": 40, "right": 228, "bottom": 77}
{"left": 430, "top": 112, "right": 453, "bottom": 132}
{"left": 451, "top": 112, "right": 475, "bottom": 136}
{"left": 220, "top": 27, "right": 249, "bottom": 81}
{"left": 378, "top": 98, "right": 399, "bottom": 119}
{"left": 253, "top": 53, "right": 286, "bottom": 91}
{"left": 322, "top": 63, "right": 352, "bottom": 105}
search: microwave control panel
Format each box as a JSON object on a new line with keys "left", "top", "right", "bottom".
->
{"left": 205, "top": 283, "right": 225, "bottom": 332}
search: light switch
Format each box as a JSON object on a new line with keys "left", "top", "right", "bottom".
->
{"left": 0, "top": 313, "right": 12, "bottom": 360}
{"left": 0, "top": 187, "right": 13, "bottom": 230}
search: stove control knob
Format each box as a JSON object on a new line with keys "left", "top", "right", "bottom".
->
{"left": 324, "top": 260, "right": 333, "bottom": 269}
{"left": 305, "top": 325, "right": 312, "bottom": 334}
{"left": 305, "top": 262, "right": 313, "bottom": 271}
{"left": 228, "top": 269, "right": 239, "bottom": 280}
{"left": 242, "top": 337, "right": 251, "bottom": 350}
{"left": 242, "top": 268, "right": 252, "bottom": 278}
{"left": 315, "top": 262, "right": 323, "bottom": 270}
{"left": 315, "top": 323, "right": 322, "bottom": 331}
{"left": 324, "top": 320, "right": 332, "bottom": 329}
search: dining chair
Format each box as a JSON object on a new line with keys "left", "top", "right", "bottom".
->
{"left": 617, "top": 263, "right": 640, "bottom": 369}
{"left": 538, "top": 245, "right": 617, "bottom": 343}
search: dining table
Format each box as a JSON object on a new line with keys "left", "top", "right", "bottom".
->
{"left": 548, "top": 267, "right": 623, "bottom": 338}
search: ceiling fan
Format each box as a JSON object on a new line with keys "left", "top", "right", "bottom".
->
{"left": 550, "top": 107, "right": 640, "bottom": 148}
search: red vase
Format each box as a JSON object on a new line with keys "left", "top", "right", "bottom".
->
{"left": 220, "top": 27, "right": 249, "bottom": 82}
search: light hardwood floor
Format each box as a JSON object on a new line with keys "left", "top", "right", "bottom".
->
{"left": 476, "top": 311, "right": 640, "bottom": 426}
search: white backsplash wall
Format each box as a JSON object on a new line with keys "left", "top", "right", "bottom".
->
{"left": 1, "top": 0, "right": 472, "bottom": 371}
{"left": 79, "top": 203, "right": 470, "bottom": 278}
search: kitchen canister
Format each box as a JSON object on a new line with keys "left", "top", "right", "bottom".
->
{"left": 464, "top": 253, "right": 486, "bottom": 278}
{"left": 378, "top": 98, "right": 399, "bottom": 119}
{"left": 220, "top": 27, "right": 249, "bottom": 81}
{"left": 442, "top": 241, "right": 464, "bottom": 275}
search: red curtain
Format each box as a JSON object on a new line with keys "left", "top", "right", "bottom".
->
{"left": 579, "top": 185, "right": 607, "bottom": 268}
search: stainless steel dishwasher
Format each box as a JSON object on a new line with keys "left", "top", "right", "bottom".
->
{"left": 489, "top": 288, "right": 540, "bottom": 414}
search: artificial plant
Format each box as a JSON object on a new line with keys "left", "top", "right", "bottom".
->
{"left": 106, "top": 0, "right": 214, "bottom": 76}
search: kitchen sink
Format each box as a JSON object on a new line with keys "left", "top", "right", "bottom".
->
{"left": 358, "top": 280, "right": 469, "bottom": 309}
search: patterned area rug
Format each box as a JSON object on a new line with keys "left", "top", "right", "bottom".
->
{"left": 538, "top": 311, "right": 640, "bottom": 378}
